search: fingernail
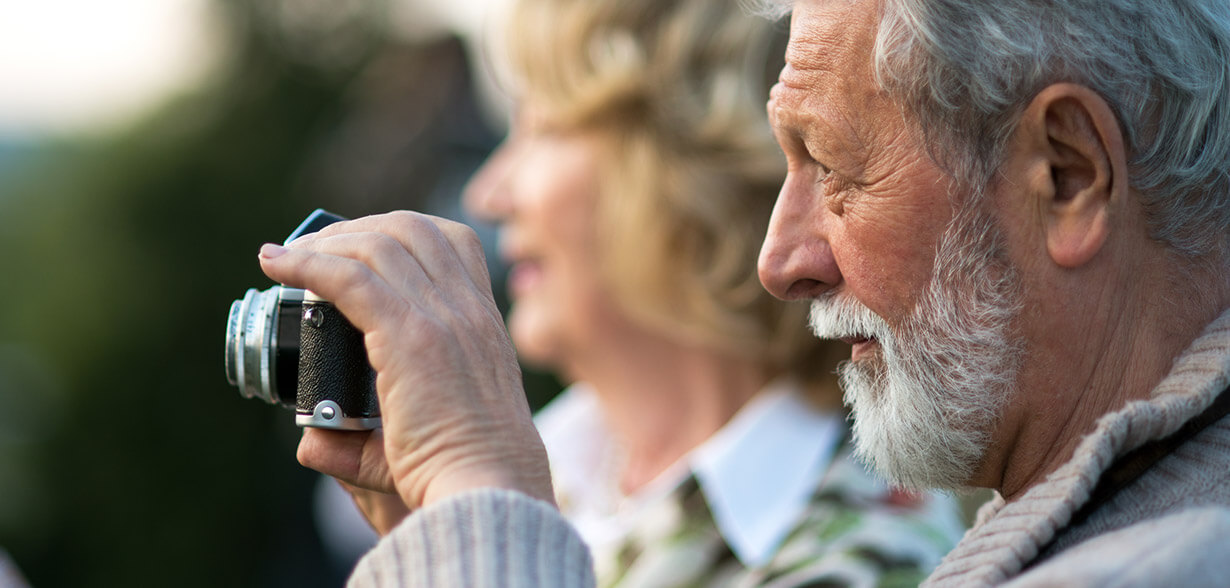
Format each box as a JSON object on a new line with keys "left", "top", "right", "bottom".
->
{"left": 259, "top": 243, "right": 288, "bottom": 259}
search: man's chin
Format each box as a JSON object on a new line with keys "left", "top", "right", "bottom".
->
{"left": 841, "top": 364, "right": 988, "bottom": 490}
{"left": 839, "top": 355, "right": 885, "bottom": 407}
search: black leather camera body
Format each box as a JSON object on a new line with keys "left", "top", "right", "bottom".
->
{"left": 224, "top": 210, "right": 380, "bottom": 430}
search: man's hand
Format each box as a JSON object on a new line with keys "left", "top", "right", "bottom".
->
{"left": 337, "top": 478, "right": 412, "bottom": 536}
{"left": 258, "top": 211, "right": 555, "bottom": 509}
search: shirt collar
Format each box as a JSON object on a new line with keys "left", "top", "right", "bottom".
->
{"left": 535, "top": 378, "right": 844, "bottom": 568}
{"left": 688, "top": 379, "right": 844, "bottom": 567}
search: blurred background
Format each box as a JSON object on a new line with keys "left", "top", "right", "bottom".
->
{"left": 0, "top": 0, "right": 566, "bottom": 585}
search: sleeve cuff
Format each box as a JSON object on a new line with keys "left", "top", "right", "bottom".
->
{"left": 348, "top": 487, "right": 594, "bottom": 588}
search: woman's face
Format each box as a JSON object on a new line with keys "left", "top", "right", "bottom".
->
{"left": 463, "top": 111, "right": 624, "bottom": 371}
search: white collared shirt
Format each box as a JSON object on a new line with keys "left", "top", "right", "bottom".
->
{"left": 534, "top": 378, "right": 844, "bottom": 569}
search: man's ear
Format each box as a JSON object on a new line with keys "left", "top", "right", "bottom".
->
{"left": 1015, "top": 83, "right": 1128, "bottom": 268}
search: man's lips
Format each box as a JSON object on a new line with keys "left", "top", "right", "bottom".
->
{"left": 840, "top": 336, "right": 879, "bottom": 361}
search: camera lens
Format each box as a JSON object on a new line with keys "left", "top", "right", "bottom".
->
{"left": 224, "top": 296, "right": 245, "bottom": 388}
{"left": 226, "top": 288, "right": 272, "bottom": 402}
{"left": 224, "top": 286, "right": 304, "bottom": 405}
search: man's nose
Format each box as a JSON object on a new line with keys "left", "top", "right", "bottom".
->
{"left": 757, "top": 179, "right": 842, "bottom": 300}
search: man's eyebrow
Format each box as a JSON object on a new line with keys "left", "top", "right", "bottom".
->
{"left": 766, "top": 88, "right": 802, "bottom": 136}
{"left": 768, "top": 79, "right": 826, "bottom": 132}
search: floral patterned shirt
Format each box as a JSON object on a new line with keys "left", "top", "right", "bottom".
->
{"left": 535, "top": 381, "right": 966, "bottom": 588}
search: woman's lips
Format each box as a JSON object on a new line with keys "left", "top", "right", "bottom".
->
{"left": 506, "top": 260, "right": 543, "bottom": 298}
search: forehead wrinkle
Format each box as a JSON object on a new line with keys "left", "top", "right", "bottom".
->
{"left": 783, "top": 0, "right": 876, "bottom": 82}
{"left": 769, "top": 74, "right": 873, "bottom": 177}
{"left": 776, "top": 0, "right": 879, "bottom": 115}
{"left": 780, "top": 30, "right": 842, "bottom": 92}
{"left": 774, "top": 0, "right": 893, "bottom": 168}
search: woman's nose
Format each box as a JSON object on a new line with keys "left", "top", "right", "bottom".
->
{"left": 462, "top": 140, "right": 517, "bottom": 223}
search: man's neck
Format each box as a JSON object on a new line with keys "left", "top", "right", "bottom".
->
{"left": 988, "top": 250, "right": 1230, "bottom": 501}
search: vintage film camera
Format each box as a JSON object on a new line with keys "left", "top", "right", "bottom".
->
{"left": 224, "top": 209, "right": 380, "bottom": 430}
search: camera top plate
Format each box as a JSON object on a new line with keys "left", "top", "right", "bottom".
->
{"left": 283, "top": 209, "right": 347, "bottom": 245}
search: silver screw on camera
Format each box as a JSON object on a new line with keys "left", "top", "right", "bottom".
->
{"left": 304, "top": 306, "right": 325, "bottom": 328}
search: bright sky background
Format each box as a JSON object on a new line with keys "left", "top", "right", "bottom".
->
{"left": 0, "top": 0, "right": 222, "bottom": 137}
{"left": 0, "top": 0, "right": 506, "bottom": 138}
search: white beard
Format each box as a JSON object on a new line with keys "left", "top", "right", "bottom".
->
{"left": 809, "top": 207, "right": 1023, "bottom": 489}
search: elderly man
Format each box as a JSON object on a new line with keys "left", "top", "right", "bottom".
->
{"left": 753, "top": 0, "right": 1230, "bottom": 584}
{"left": 258, "top": 0, "right": 1230, "bottom": 585}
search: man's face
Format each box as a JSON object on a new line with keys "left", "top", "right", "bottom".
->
{"left": 759, "top": 0, "right": 955, "bottom": 333}
{"left": 758, "top": 0, "right": 1023, "bottom": 488}
{"left": 809, "top": 205, "right": 1023, "bottom": 489}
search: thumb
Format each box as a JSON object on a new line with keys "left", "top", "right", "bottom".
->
{"left": 297, "top": 427, "right": 398, "bottom": 495}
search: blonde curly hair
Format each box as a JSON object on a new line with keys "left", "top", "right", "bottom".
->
{"left": 504, "top": 0, "right": 843, "bottom": 384}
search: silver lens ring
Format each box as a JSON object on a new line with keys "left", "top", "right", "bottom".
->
{"left": 238, "top": 288, "right": 265, "bottom": 400}
{"left": 225, "top": 291, "right": 253, "bottom": 388}
{"left": 250, "top": 287, "right": 282, "bottom": 402}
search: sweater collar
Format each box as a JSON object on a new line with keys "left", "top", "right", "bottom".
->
{"left": 925, "top": 307, "right": 1230, "bottom": 586}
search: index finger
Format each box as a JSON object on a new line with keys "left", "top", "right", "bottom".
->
{"left": 296, "top": 211, "right": 493, "bottom": 297}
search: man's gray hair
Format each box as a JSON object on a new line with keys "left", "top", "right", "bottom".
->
{"left": 755, "top": 0, "right": 1230, "bottom": 257}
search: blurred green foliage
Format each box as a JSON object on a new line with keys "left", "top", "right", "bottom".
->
{"left": 0, "top": 0, "right": 561, "bottom": 585}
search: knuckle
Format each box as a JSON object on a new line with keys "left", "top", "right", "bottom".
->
{"left": 362, "top": 231, "right": 407, "bottom": 263}
{"left": 385, "top": 210, "right": 418, "bottom": 223}
{"left": 443, "top": 222, "right": 484, "bottom": 254}
{"left": 334, "top": 258, "right": 377, "bottom": 293}
{"left": 387, "top": 210, "right": 428, "bottom": 232}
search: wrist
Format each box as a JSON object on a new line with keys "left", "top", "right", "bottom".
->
{"left": 417, "top": 462, "right": 556, "bottom": 509}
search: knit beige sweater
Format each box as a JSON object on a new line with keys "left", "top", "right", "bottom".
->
{"left": 350, "top": 308, "right": 1230, "bottom": 587}
{"left": 925, "top": 307, "right": 1230, "bottom": 586}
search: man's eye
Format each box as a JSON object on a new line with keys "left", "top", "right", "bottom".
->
{"left": 803, "top": 144, "right": 831, "bottom": 180}
{"left": 812, "top": 158, "right": 833, "bottom": 183}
